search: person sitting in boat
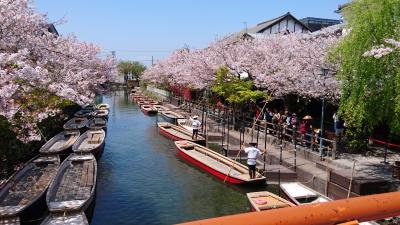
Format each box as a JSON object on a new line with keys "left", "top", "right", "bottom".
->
{"left": 244, "top": 142, "right": 264, "bottom": 179}
{"left": 190, "top": 116, "right": 201, "bottom": 140}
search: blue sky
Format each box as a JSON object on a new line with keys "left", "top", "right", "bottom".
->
{"left": 35, "top": 0, "right": 348, "bottom": 65}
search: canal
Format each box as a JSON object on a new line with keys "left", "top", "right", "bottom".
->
{"left": 90, "top": 90, "right": 269, "bottom": 225}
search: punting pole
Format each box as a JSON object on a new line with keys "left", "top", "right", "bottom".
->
{"left": 177, "top": 192, "right": 400, "bottom": 225}
{"left": 223, "top": 100, "right": 268, "bottom": 183}
{"left": 347, "top": 160, "right": 356, "bottom": 198}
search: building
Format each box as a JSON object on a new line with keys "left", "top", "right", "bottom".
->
{"left": 46, "top": 24, "right": 59, "bottom": 36}
{"left": 300, "top": 17, "right": 341, "bottom": 32}
{"left": 230, "top": 12, "right": 340, "bottom": 41}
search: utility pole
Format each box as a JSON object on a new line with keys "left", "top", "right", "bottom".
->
{"left": 151, "top": 56, "right": 154, "bottom": 66}
{"left": 242, "top": 21, "right": 248, "bottom": 34}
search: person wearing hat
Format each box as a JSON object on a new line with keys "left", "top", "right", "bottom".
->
{"left": 190, "top": 115, "right": 201, "bottom": 140}
{"left": 244, "top": 142, "right": 264, "bottom": 179}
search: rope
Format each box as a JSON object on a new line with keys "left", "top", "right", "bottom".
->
{"left": 223, "top": 100, "right": 269, "bottom": 183}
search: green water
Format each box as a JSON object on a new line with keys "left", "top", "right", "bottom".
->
{"left": 90, "top": 90, "right": 274, "bottom": 225}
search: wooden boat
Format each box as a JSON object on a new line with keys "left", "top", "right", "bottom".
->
{"left": 148, "top": 100, "right": 160, "bottom": 105}
{"left": 280, "top": 182, "right": 330, "bottom": 205}
{"left": 72, "top": 130, "right": 106, "bottom": 157}
{"left": 177, "top": 119, "right": 193, "bottom": 132}
{"left": 46, "top": 154, "right": 97, "bottom": 213}
{"left": 141, "top": 105, "right": 158, "bottom": 115}
{"left": 39, "top": 130, "right": 80, "bottom": 155}
{"left": 86, "top": 117, "right": 107, "bottom": 130}
{"left": 0, "top": 155, "right": 60, "bottom": 222}
{"left": 82, "top": 104, "right": 96, "bottom": 111}
{"left": 160, "top": 110, "right": 184, "bottom": 125}
{"left": 246, "top": 191, "right": 295, "bottom": 212}
{"left": 153, "top": 105, "right": 169, "bottom": 112}
{"left": 158, "top": 122, "right": 205, "bottom": 145}
{"left": 96, "top": 103, "right": 110, "bottom": 111}
{"left": 279, "top": 182, "right": 379, "bottom": 225}
{"left": 94, "top": 109, "right": 109, "bottom": 120}
{"left": 175, "top": 140, "right": 265, "bottom": 184}
{"left": 137, "top": 100, "right": 150, "bottom": 106}
{"left": 74, "top": 109, "right": 94, "bottom": 118}
{"left": 63, "top": 117, "right": 88, "bottom": 131}
{"left": 41, "top": 212, "right": 88, "bottom": 225}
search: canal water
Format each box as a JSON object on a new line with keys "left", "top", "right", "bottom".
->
{"left": 90, "top": 90, "right": 270, "bottom": 225}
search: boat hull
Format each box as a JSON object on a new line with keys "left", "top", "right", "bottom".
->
{"left": 177, "top": 148, "right": 247, "bottom": 184}
{"left": 158, "top": 126, "right": 205, "bottom": 146}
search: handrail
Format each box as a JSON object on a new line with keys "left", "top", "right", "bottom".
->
{"left": 177, "top": 192, "right": 400, "bottom": 225}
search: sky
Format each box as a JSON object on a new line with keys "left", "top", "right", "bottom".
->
{"left": 35, "top": 0, "right": 348, "bottom": 66}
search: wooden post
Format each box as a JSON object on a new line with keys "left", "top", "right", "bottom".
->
{"left": 348, "top": 160, "right": 356, "bottom": 198}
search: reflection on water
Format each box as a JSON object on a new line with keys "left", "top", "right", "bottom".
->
{"left": 91, "top": 90, "right": 273, "bottom": 225}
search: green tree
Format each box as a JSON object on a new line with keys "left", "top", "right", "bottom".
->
{"left": 330, "top": 0, "right": 400, "bottom": 152}
{"left": 117, "top": 61, "right": 146, "bottom": 82}
{"left": 212, "top": 66, "right": 267, "bottom": 104}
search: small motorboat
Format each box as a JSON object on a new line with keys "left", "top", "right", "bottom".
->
{"left": 96, "top": 103, "right": 110, "bottom": 111}
{"left": 40, "top": 211, "right": 89, "bottom": 225}
{"left": 72, "top": 130, "right": 106, "bottom": 157}
{"left": 46, "top": 154, "right": 96, "bottom": 213}
{"left": 141, "top": 105, "right": 158, "bottom": 116}
{"left": 177, "top": 119, "right": 193, "bottom": 132}
{"left": 246, "top": 191, "right": 295, "bottom": 212}
{"left": 175, "top": 141, "right": 266, "bottom": 185}
{"left": 74, "top": 109, "right": 94, "bottom": 118}
{"left": 160, "top": 111, "right": 184, "bottom": 125}
{"left": 94, "top": 109, "right": 109, "bottom": 120}
{"left": 63, "top": 117, "right": 88, "bottom": 131}
{"left": 39, "top": 130, "right": 80, "bottom": 155}
{"left": 86, "top": 117, "right": 107, "bottom": 131}
{"left": 0, "top": 155, "right": 60, "bottom": 222}
{"left": 158, "top": 122, "right": 205, "bottom": 145}
{"left": 279, "top": 182, "right": 330, "bottom": 205}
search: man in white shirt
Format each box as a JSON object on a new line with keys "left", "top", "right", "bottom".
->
{"left": 244, "top": 142, "right": 264, "bottom": 179}
{"left": 191, "top": 116, "right": 201, "bottom": 140}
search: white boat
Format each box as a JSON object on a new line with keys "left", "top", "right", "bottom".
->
{"left": 280, "top": 182, "right": 330, "bottom": 205}
{"left": 246, "top": 191, "right": 295, "bottom": 212}
{"left": 96, "top": 103, "right": 110, "bottom": 111}
{"left": 63, "top": 117, "right": 88, "bottom": 131}
{"left": 94, "top": 109, "right": 109, "bottom": 120}
{"left": 86, "top": 117, "right": 107, "bottom": 130}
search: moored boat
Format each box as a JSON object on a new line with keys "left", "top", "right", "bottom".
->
{"left": 279, "top": 182, "right": 379, "bottom": 225}
{"left": 86, "top": 117, "right": 107, "bottom": 131}
{"left": 153, "top": 105, "right": 169, "bottom": 112}
{"left": 246, "top": 191, "right": 295, "bottom": 212}
{"left": 147, "top": 100, "right": 159, "bottom": 105}
{"left": 279, "top": 182, "right": 330, "bottom": 205}
{"left": 74, "top": 109, "right": 94, "bottom": 118}
{"left": 177, "top": 119, "right": 193, "bottom": 132}
{"left": 94, "top": 109, "right": 109, "bottom": 120}
{"left": 174, "top": 140, "right": 266, "bottom": 184}
{"left": 39, "top": 130, "right": 80, "bottom": 155}
{"left": 46, "top": 154, "right": 97, "bottom": 213}
{"left": 141, "top": 105, "right": 158, "bottom": 115}
{"left": 158, "top": 122, "right": 205, "bottom": 145}
{"left": 137, "top": 100, "right": 150, "bottom": 106}
{"left": 72, "top": 130, "right": 106, "bottom": 157}
{"left": 160, "top": 110, "right": 184, "bottom": 125}
{"left": 0, "top": 155, "right": 60, "bottom": 222}
{"left": 40, "top": 211, "right": 89, "bottom": 225}
{"left": 96, "top": 103, "right": 110, "bottom": 111}
{"left": 63, "top": 117, "right": 88, "bottom": 131}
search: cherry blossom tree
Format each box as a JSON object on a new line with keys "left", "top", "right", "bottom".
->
{"left": 143, "top": 26, "right": 342, "bottom": 101}
{"left": 0, "top": 0, "right": 116, "bottom": 142}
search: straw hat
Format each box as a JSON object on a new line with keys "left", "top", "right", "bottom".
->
{"left": 193, "top": 115, "right": 198, "bottom": 119}
{"left": 314, "top": 128, "right": 321, "bottom": 133}
{"left": 303, "top": 115, "right": 312, "bottom": 120}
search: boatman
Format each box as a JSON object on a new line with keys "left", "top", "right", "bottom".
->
{"left": 191, "top": 115, "right": 201, "bottom": 140}
{"left": 244, "top": 142, "right": 264, "bottom": 179}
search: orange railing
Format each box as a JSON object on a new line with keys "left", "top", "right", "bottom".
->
{"left": 177, "top": 192, "right": 400, "bottom": 225}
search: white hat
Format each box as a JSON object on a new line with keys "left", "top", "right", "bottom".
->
{"left": 193, "top": 115, "right": 198, "bottom": 119}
